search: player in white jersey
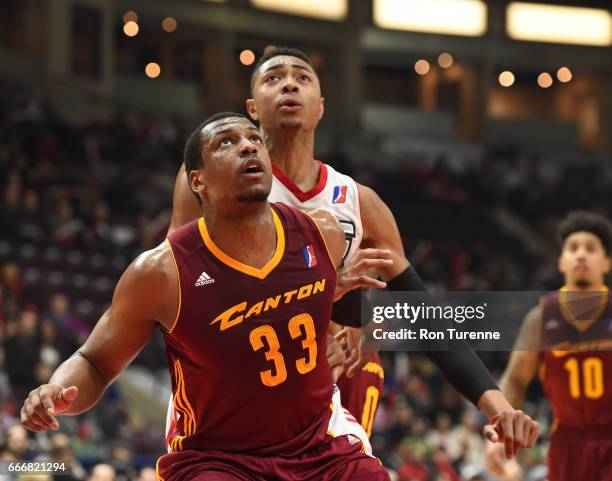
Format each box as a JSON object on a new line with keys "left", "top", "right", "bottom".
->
{"left": 270, "top": 161, "right": 362, "bottom": 263}
{"left": 166, "top": 47, "right": 539, "bottom": 459}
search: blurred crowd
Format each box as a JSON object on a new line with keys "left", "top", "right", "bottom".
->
{"left": 1, "top": 77, "right": 610, "bottom": 480}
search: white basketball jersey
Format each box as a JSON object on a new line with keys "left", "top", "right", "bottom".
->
{"left": 270, "top": 161, "right": 363, "bottom": 263}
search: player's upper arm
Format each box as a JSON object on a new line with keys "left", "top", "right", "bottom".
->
{"left": 357, "top": 184, "right": 410, "bottom": 280}
{"left": 78, "top": 243, "right": 178, "bottom": 385}
{"left": 308, "top": 209, "right": 345, "bottom": 269}
{"left": 500, "top": 305, "right": 543, "bottom": 397}
{"left": 168, "top": 164, "right": 202, "bottom": 236}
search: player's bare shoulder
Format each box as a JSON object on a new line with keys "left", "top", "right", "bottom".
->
{"left": 114, "top": 241, "right": 179, "bottom": 330}
{"left": 306, "top": 208, "right": 345, "bottom": 268}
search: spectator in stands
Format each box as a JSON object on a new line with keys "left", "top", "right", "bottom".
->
{"left": 425, "top": 413, "right": 462, "bottom": 462}
{"left": 47, "top": 293, "right": 87, "bottom": 344}
{"left": 0, "top": 425, "right": 29, "bottom": 461}
{"left": 449, "top": 409, "right": 485, "bottom": 467}
{"left": 137, "top": 467, "right": 156, "bottom": 481}
{"left": 87, "top": 464, "right": 116, "bottom": 481}
{"left": 3, "top": 308, "right": 40, "bottom": 401}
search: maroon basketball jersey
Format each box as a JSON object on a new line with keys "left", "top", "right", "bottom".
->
{"left": 539, "top": 288, "right": 612, "bottom": 429}
{"left": 161, "top": 203, "right": 336, "bottom": 455}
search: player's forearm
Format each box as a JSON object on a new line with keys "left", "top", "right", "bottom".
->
{"left": 498, "top": 374, "right": 527, "bottom": 409}
{"left": 476, "top": 389, "right": 515, "bottom": 418}
{"left": 49, "top": 351, "right": 109, "bottom": 415}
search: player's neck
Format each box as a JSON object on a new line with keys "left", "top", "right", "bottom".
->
{"left": 563, "top": 280, "right": 606, "bottom": 292}
{"left": 266, "top": 128, "right": 320, "bottom": 191}
{"left": 204, "top": 203, "right": 278, "bottom": 268}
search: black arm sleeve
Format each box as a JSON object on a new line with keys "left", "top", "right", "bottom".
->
{"left": 387, "top": 266, "right": 499, "bottom": 406}
{"left": 331, "top": 288, "right": 370, "bottom": 327}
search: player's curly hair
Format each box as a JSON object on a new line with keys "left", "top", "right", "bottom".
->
{"left": 183, "top": 111, "right": 251, "bottom": 204}
{"left": 250, "top": 47, "right": 313, "bottom": 94}
{"left": 558, "top": 210, "right": 612, "bottom": 255}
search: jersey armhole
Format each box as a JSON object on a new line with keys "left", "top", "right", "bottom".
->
{"left": 165, "top": 239, "right": 182, "bottom": 334}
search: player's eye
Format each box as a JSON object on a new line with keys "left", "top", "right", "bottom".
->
{"left": 249, "top": 135, "right": 262, "bottom": 144}
{"left": 220, "top": 138, "right": 233, "bottom": 146}
{"left": 264, "top": 75, "right": 279, "bottom": 83}
{"left": 299, "top": 75, "right": 311, "bottom": 82}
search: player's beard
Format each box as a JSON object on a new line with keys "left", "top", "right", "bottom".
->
{"left": 236, "top": 191, "right": 268, "bottom": 203}
{"left": 575, "top": 278, "right": 592, "bottom": 289}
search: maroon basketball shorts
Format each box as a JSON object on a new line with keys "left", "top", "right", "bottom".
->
{"left": 336, "top": 356, "right": 384, "bottom": 438}
{"left": 547, "top": 423, "right": 612, "bottom": 481}
{"left": 158, "top": 388, "right": 388, "bottom": 481}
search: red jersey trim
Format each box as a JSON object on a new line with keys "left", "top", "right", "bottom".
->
{"left": 272, "top": 161, "right": 328, "bottom": 202}
{"left": 197, "top": 207, "right": 285, "bottom": 280}
{"left": 166, "top": 240, "right": 182, "bottom": 334}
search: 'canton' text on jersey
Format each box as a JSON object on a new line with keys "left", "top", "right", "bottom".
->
{"left": 161, "top": 203, "right": 337, "bottom": 455}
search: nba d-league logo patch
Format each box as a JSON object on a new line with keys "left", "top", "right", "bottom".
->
{"left": 303, "top": 245, "right": 318, "bottom": 268}
{"left": 332, "top": 185, "right": 347, "bottom": 204}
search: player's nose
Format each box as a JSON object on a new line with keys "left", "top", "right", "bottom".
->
{"left": 239, "top": 137, "right": 258, "bottom": 157}
{"left": 282, "top": 80, "right": 298, "bottom": 93}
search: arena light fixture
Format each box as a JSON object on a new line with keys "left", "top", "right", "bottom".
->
{"left": 507, "top": 3, "right": 612, "bottom": 46}
{"left": 240, "top": 50, "right": 256, "bottom": 66}
{"left": 123, "top": 11, "right": 138, "bottom": 23}
{"left": 373, "top": 0, "right": 487, "bottom": 36}
{"left": 438, "top": 53, "right": 453, "bottom": 69}
{"left": 537, "top": 72, "right": 553, "bottom": 88}
{"left": 162, "top": 17, "right": 178, "bottom": 33}
{"left": 251, "top": 0, "right": 347, "bottom": 21}
{"left": 498, "top": 71, "right": 515, "bottom": 87}
{"left": 557, "top": 67, "right": 572, "bottom": 83}
{"left": 414, "top": 59, "right": 430, "bottom": 75}
{"left": 123, "top": 21, "right": 139, "bottom": 37}
{"left": 145, "top": 63, "right": 161, "bottom": 78}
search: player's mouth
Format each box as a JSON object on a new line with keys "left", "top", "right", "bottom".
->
{"left": 240, "top": 158, "right": 265, "bottom": 180}
{"left": 574, "top": 264, "right": 589, "bottom": 273}
{"left": 277, "top": 98, "right": 303, "bottom": 113}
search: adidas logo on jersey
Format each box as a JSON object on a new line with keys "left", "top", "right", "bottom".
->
{"left": 195, "top": 271, "right": 215, "bottom": 286}
{"left": 347, "top": 434, "right": 360, "bottom": 446}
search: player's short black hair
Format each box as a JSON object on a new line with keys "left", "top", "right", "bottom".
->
{"left": 183, "top": 111, "right": 250, "bottom": 204}
{"left": 250, "top": 47, "right": 313, "bottom": 94}
{"left": 558, "top": 210, "right": 612, "bottom": 255}
{"left": 183, "top": 112, "right": 250, "bottom": 173}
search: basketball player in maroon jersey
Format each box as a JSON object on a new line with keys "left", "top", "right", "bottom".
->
{"left": 168, "top": 48, "right": 540, "bottom": 456}
{"left": 486, "top": 211, "right": 612, "bottom": 481}
{"left": 20, "top": 113, "right": 396, "bottom": 480}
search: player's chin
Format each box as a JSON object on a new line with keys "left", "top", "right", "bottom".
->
{"left": 236, "top": 186, "right": 269, "bottom": 204}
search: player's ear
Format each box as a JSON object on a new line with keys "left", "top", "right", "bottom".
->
{"left": 246, "top": 99, "right": 258, "bottom": 121}
{"left": 189, "top": 169, "right": 206, "bottom": 198}
{"left": 604, "top": 255, "right": 611, "bottom": 274}
{"left": 319, "top": 97, "right": 325, "bottom": 120}
{"left": 557, "top": 255, "right": 565, "bottom": 275}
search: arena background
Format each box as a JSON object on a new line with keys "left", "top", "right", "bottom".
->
{"left": 0, "top": 1, "right": 611, "bottom": 480}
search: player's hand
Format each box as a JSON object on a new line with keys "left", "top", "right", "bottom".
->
{"left": 21, "top": 384, "right": 79, "bottom": 432}
{"left": 336, "top": 326, "right": 379, "bottom": 378}
{"left": 327, "top": 333, "right": 347, "bottom": 383}
{"left": 333, "top": 249, "right": 393, "bottom": 301}
{"left": 483, "top": 410, "right": 540, "bottom": 460}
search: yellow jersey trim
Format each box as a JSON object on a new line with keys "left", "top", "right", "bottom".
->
{"left": 166, "top": 240, "right": 182, "bottom": 334}
{"left": 170, "top": 359, "right": 197, "bottom": 452}
{"left": 362, "top": 362, "right": 385, "bottom": 380}
{"left": 155, "top": 458, "right": 164, "bottom": 481}
{"left": 198, "top": 208, "right": 285, "bottom": 280}
{"left": 559, "top": 286, "right": 608, "bottom": 332}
